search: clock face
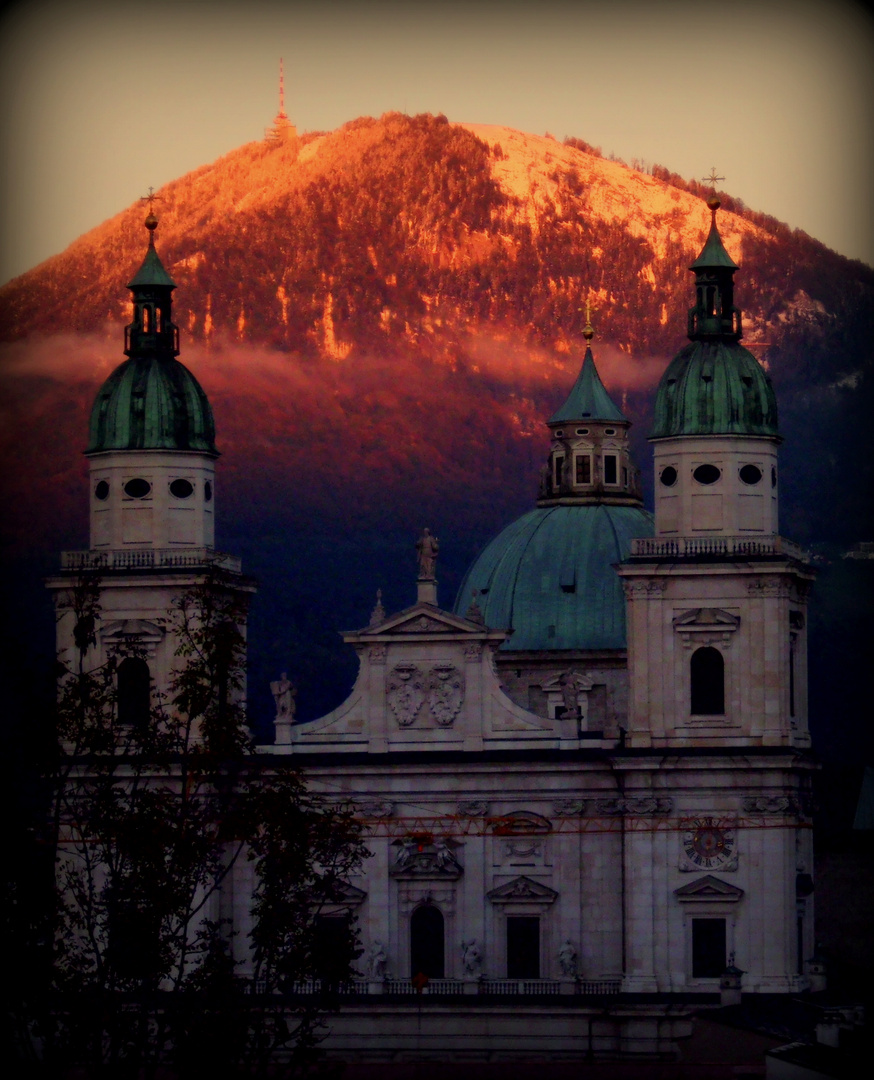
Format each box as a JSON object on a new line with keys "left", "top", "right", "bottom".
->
{"left": 682, "top": 818, "right": 735, "bottom": 869}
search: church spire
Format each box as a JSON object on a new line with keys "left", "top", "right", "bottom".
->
{"left": 124, "top": 208, "right": 179, "bottom": 359}
{"left": 687, "top": 197, "right": 742, "bottom": 342}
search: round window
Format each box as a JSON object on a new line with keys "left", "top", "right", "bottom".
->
{"left": 771, "top": 466, "right": 777, "bottom": 488}
{"left": 94, "top": 480, "right": 110, "bottom": 501}
{"left": 204, "top": 480, "right": 213, "bottom": 503}
{"left": 739, "top": 464, "right": 762, "bottom": 485}
{"left": 692, "top": 464, "right": 721, "bottom": 485}
{"left": 554, "top": 430, "right": 564, "bottom": 439}
{"left": 123, "top": 478, "right": 152, "bottom": 499}
{"left": 660, "top": 466, "right": 678, "bottom": 487}
{"left": 169, "top": 478, "right": 194, "bottom": 499}
{"left": 575, "top": 428, "right": 589, "bottom": 436}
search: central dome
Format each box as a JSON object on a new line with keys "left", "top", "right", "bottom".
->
{"left": 454, "top": 504, "right": 653, "bottom": 651}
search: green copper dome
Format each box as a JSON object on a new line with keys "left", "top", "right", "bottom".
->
{"left": 87, "top": 219, "right": 217, "bottom": 455}
{"left": 651, "top": 340, "right": 778, "bottom": 438}
{"left": 651, "top": 199, "right": 779, "bottom": 439}
{"left": 454, "top": 505, "right": 653, "bottom": 651}
{"left": 87, "top": 355, "right": 217, "bottom": 454}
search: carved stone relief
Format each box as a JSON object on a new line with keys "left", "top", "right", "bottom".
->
{"left": 427, "top": 664, "right": 464, "bottom": 726}
{"left": 387, "top": 663, "right": 465, "bottom": 727}
{"left": 552, "top": 799, "right": 586, "bottom": 817}
{"left": 387, "top": 664, "right": 425, "bottom": 726}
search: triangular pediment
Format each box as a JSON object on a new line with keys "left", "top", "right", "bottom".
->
{"left": 359, "top": 604, "right": 489, "bottom": 637}
{"left": 674, "top": 874, "right": 745, "bottom": 902}
{"left": 487, "top": 875, "right": 558, "bottom": 904}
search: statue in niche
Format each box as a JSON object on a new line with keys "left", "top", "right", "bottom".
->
{"left": 270, "top": 672, "right": 296, "bottom": 721}
{"left": 559, "top": 670, "right": 581, "bottom": 719}
{"left": 367, "top": 940, "right": 387, "bottom": 980}
{"left": 558, "top": 939, "right": 578, "bottom": 977}
{"left": 416, "top": 528, "right": 439, "bottom": 579}
{"left": 461, "top": 938, "right": 482, "bottom": 976}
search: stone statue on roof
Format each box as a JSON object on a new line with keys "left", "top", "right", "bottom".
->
{"left": 416, "top": 528, "right": 439, "bottom": 580}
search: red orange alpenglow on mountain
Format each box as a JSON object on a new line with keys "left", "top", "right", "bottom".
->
{"left": 1, "top": 111, "right": 872, "bottom": 567}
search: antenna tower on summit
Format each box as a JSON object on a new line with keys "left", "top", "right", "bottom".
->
{"left": 265, "top": 57, "right": 299, "bottom": 156}
{"left": 278, "top": 57, "right": 287, "bottom": 120}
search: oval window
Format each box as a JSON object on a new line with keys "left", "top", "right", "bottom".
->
{"left": 204, "top": 480, "right": 213, "bottom": 503}
{"left": 692, "top": 464, "right": 721, "bottom": 485}
{"left": 123, "top": 478, "right": 152, "bottom": 499}
{"left": 169, "top": 478, "right": 194, "bottom": 499}
{"left": 739, "top": 464, "right": 762, "bottom": 485}
{"left": 771, "top": 466, "right": 777, "bottom": 488}
{"left": 554, "top": 430, "right": 564, "bottom": 439}
{"left": 660, "top": 466, "right": 678, "bottom": 487}
{"left": 605, "top": 428, "right": 616, "bottom": 435}
{"left": 94, "top": 480, "right": 110, "bottom": 501}
{"left": 575, "top": 428, "right": 589, "bottom": 436}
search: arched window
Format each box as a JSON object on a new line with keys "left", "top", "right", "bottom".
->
{"left": 690, "top": 647, "right": 724, "bottom": 715}
{"left": 142, "top": 306, "right": 150, "bottom": 332}
{"left": 117, "top": 657, "right": 151, "bottom": 728}
{"left": 410, "top": 904, "right": 444, "bottom": 979}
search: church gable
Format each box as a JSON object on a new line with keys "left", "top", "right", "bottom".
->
{"left": 674, "top": 875, "right": 744, "bottom": 902}
{"left": 360, "top": 603, "right": 494, "bottom": 639}
{"left": 487, "top": 875, "right": 558, "bottom": 905}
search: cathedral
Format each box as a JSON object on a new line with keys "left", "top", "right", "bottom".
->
{"left": 49, "top": 194, "right": 817, "bottom": 1060}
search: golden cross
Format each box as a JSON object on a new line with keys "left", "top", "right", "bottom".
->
{"left": 701, "top": 167, "right": 724, "bottom": 190}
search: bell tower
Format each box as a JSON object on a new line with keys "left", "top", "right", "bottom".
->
{"left": 48, "top": 209, "right": 252, "bottom": 715}
{"left": 618, "top": 199, "right": 813, "bottom": 749}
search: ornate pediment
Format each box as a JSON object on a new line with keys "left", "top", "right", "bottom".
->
{"left": 672, "top": 608, "right": 740, "bottom": 649}
{"left": 100, "top": 619, "right": 164, "bottom": 658}
{"left": 674, "top": 875, "right": 744, "bottom": 902}
{"left": 304, "top": 881, "right": 367, "bottom": 913}
{"left": 487, "top": 875, "right": 558, "bottom": 905}
{"left": 365, "top": 605, "right": 485, "bottom": 638}
{"left": 389, "top": 837, "right": 463, "bottom": 880}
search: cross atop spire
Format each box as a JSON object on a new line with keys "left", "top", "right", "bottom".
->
{"left": 701, "top": 167, "right": 725, "bottom": 191}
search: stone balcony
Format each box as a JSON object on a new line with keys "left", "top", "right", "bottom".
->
{"left": 629, "top": 535, "right": 805, "bottom": 561}
{"left": 60, "top": 547, "right": 242, "bottom": 574}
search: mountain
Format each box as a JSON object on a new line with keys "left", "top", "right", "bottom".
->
{"left": 1, "top": 111, "right": 872, "bottom": 733}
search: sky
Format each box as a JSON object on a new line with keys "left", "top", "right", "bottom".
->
{"left": 0, "top": 0, "right": 873, "bottom": 286}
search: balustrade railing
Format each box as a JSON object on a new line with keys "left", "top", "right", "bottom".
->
{"left": 61, "top": 548, "right": 242, "bottom": 573}
{"left": 478, "top": 979, "right": 561, "bottom": 995}
{"left": 630, "top": 535, "right": 804, "bottom": 560}
{"left": 384, "top": 978, "right": 465, "bottom": 995}
{"left": 246, "top": 975, "right": 621, "bottom": 997}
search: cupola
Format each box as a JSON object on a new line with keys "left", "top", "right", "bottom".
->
{"left": 87, "top": 214, "right": 216, "bottom": 455}
{"left": 539, "top": 319, "right": 643, "bottom": 508}
{"left": 652, "top": 200, "right": 778, "bottom": 440}
{"left": 454, "top": 315, "right": 652, "bottom": 652}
